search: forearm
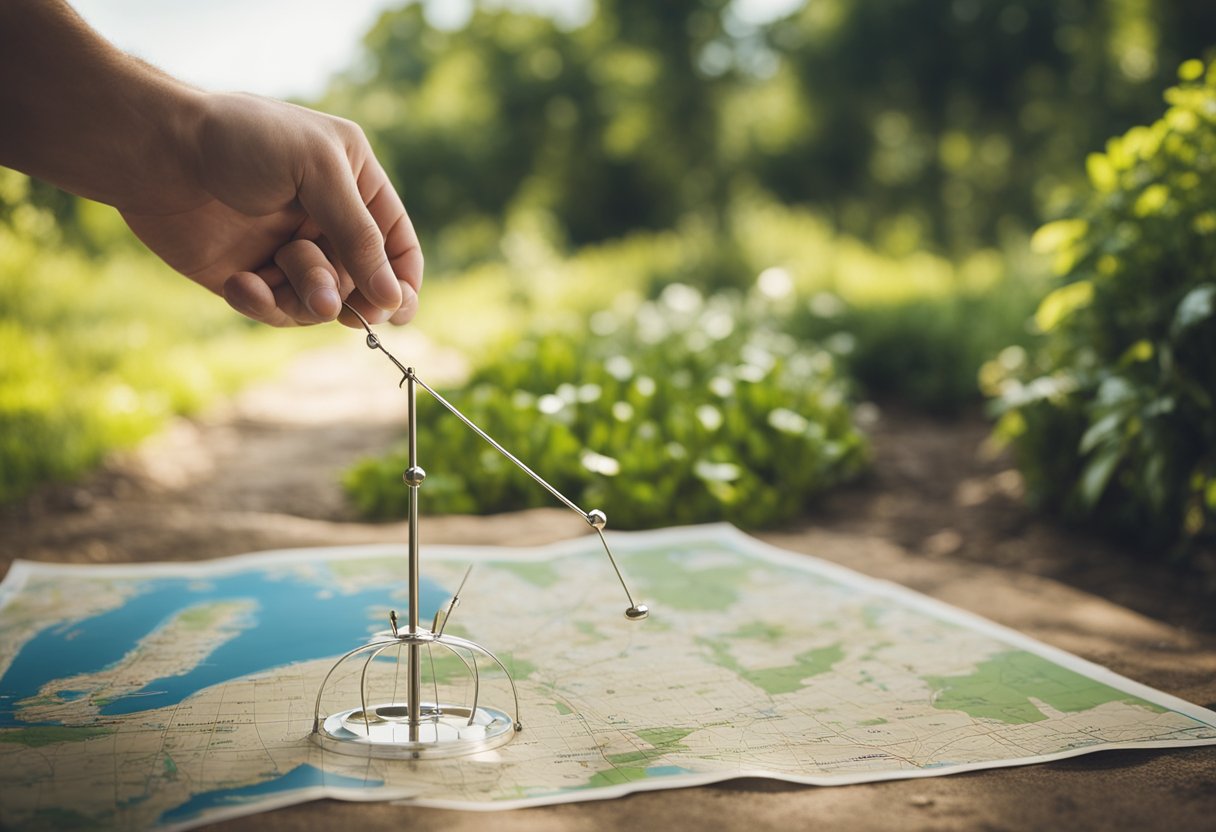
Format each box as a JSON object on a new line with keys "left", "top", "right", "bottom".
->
{"left": 0, "top": 0, "right": 203, "bottom": 211}
{"left": 0, "top": 0, "right": 421, "bottom": 328}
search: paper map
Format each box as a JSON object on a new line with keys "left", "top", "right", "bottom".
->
{"left": 2, "top": 525, "right": 1214, "bottom": 830}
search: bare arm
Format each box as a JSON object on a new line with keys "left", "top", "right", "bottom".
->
{"left": 0, "top": 0, "right": 422, "bottom": 327}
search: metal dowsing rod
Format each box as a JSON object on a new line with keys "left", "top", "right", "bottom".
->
{"left": 404, "top": 364, "right": 423, "bottom": 742}
{"left": 342, "top": 301, "right": 649, "bottom": 625}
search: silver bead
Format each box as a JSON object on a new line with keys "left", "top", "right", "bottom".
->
{"left": 403, "top": 466, "right": 427, "bottom": 486}
{"left": 625, "top": 604, "right": 649, "bottom": 620}
{"left": 586, "top": 509, "right": 607, "bottom": 530}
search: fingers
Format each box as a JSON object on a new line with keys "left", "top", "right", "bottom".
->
{"left": 389, "top": 294, "right": 419, "bottom": 325}
{"left": 221, "top": 117, "right": 423, "bottom": 329}
{"left": 222, "top": 271, "right": 299, "bottom": 327}
{"left": 222, "top": 254, "right": 336, "bottom": 327}
{"left": 297, "top": 144, "right": 403, "bottom": 317}
{"left": 309, "top": 234, "right": 395, "bottom": 329}
{"left": 363, "top": 159, "right": 424, "bottom": 297}
{"left": 366, "top": 177, "right": 423, "bottom": 326}
{"left": 339, "top": 286, "right": 395, "bottom": 328}
{"left": 224, "top": 265, "right": 411, "bottom": 329}
{"left": 273, "top": 239, "right": 342, "bottom": 321}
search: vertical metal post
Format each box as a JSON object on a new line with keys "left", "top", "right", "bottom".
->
{"left": 406, "top": 368, "right": 422, "bottom": 743}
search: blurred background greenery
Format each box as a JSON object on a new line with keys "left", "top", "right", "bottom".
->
{"left": 3, "top": 1, "right": 1215, "bottom": 561}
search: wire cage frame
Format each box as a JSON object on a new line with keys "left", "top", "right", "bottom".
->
{"left": 311, "top": 620, "right": 522, "bottom": 759}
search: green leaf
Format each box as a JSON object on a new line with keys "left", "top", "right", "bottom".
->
{"left": 1179, "top": 59, "right": 1205, "bottom": 82}
{"left": 1142, "top": 450, "right": 1167, "bottom": 511}
{"left": 1141, "top": 396, "right": 1175, "bottom": 418}
{"left": 1118, "top": 339, "right": 1153, "bottom": 365}
{"left": 1034, "top": 281, "right": 1094, "bottom": 333}
{"left": 1133, "top": 184, "right": 1169, "bottom": 217}
{"left": 1170, "top": 284, "right": 1216, "bottom": 337}
{"left": 1086, "top": 153, "right": 1117, "bottom": 192}
{"left": 1030, "top": 220, "right": 1088, "bottom": 255}
{"left": 1078, "top": 445, "right": 1122, "bottom": 509}
{"left": 1078, "top": 412, "right": 1121, "bottom": 455}
{"left": 1096, "top": 375, "right": 1136, "bottom": 406}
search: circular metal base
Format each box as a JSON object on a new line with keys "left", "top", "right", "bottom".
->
{"left": 312, "top": 701, "right": 519, "bottom": 759}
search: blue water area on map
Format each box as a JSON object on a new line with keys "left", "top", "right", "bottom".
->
{"left": 0, "top": 565, "right": 449, "bottom": 727}
{"left": 158, "top": 763, "right": 381, "bottom": 824}
{"left": 646, "top": 765, "right": 693, "bottom": 777}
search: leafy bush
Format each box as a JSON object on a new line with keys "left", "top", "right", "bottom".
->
{"left": 728, "top": 198, "right": 1047, "bottom": 414}
{"left": 783, "top": 252, "right": 1043, "bottom": 414}
{"left": 984, "top": 60, "right": 1216, "bottom": 555}
{"left": 416, "top": 196, "right": 1045, "bottom": 415}
{"left": 0, "top": 178, "right": 298, "bottom": 501}
{"left": 344, "top": 284, "right": 868, "bottom": 528}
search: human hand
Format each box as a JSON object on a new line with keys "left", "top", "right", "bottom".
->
{"left": 120, "top": 92, "right": 422, "bottom": 328}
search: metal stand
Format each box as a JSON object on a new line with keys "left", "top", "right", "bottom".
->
{"left": 311, "top": 306, "right": 647, "bottom": 760}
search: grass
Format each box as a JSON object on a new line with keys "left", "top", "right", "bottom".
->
{"left": 0, "top": 188, "right": 315, "bottom": 501}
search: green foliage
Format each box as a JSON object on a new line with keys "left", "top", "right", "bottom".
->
{"left": 791, "top": 289, "right": 1037, "bottom": 415}
{"left": 985, "top": 61, "right": 1216, "bottom": 554}
{"left": 344, "top": 284, "right": 867, "bottom": 529}
{"left": 323, "top": 0, "right": 1215, "bottom": 266}
{"left": 0, "top": 186, "right": 295, "bottom": 501}
{"left": 778, "top": 246, "right": 1044, "bottom": 414}
{"left": 323, "top": 1, "right": 733, "bottom": 268}
{"left": 409, "top": 192, "right": 1044, "bottom": 415}
{"left": 763, "top": 0, "right": 1216, "bottom": 254}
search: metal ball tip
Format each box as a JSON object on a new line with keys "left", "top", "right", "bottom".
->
{"left": 586, "top": 509, "right": 607, "bottom": 530}
{"left": 625, "top": 604, "right": 649, "bottom": 621}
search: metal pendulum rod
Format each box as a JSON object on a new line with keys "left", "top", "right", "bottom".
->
{"left": 411, "top": 375, "right": 583, "bottom": 515}
{"left": 343, "top": 302, "right": 648, "bottom": 622}
{"left": 403, "top": 367, "right": 426, "bottom": 743}
{"left": 586, "top": 511, "right": 648, "bottom": 620}
{"left": 413, "top": 375, "right": 648, "bottom": 621}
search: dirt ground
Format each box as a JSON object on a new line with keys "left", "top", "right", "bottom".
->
{"left": 2, "top": 331, "right": 1215, "bottom": 831}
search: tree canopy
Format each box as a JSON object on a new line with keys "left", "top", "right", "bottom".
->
{"left": 318, "top": 0, "right": 1216, "bottom": 267}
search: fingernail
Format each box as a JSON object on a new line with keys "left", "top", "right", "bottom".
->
{"left": 369, "top": 263, "right": 401, "bottom": 308}
{"left": 390, "top": 286, "right": 419, "bottom": 324}
{"left": 307, "top": 286, "right": 341, "bottom": 318}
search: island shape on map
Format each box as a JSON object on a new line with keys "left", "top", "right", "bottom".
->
{"left": 1, "top": 524, "right": 1214, "bottom": 832}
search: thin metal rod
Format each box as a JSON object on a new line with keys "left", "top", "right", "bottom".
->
{"left": 343, "top": 301, "right": 646, "bottom": 621}
{"left": 467, "top": 650, "right": 481, "bottom": 727}
{"left": 343, "top": 300, "right": 582, "bottom": 515}
{"left": 594, "top": 527, "right": 640, "bottom": 610}
{"left": 406, "top": 369, "right": 422, "bottom": 743}
{"left": 391, "top": 642, "right": 403, "bottom": 709}
{"left": 431, "top": 640, "right": 481, "bottom": 726}
{"left": 311, "top": 638, "right": 396, "bottom": 733}
{"left": 427, "top": 643, "right": 440, "bottom": 719}
{"left": 343, "top": 304, "right": 411, "bottom": 384}
{"left": 413, "top": 375, "right": 584, "bottom": 515}
{"left": 441, "top": 634, "right": 523, "bottom": 731}
{"left": 360, "top": 642, "right": 397, "bottom": 735}
{"left": 437, "top": 564, "right": 473, "bottom": 638}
